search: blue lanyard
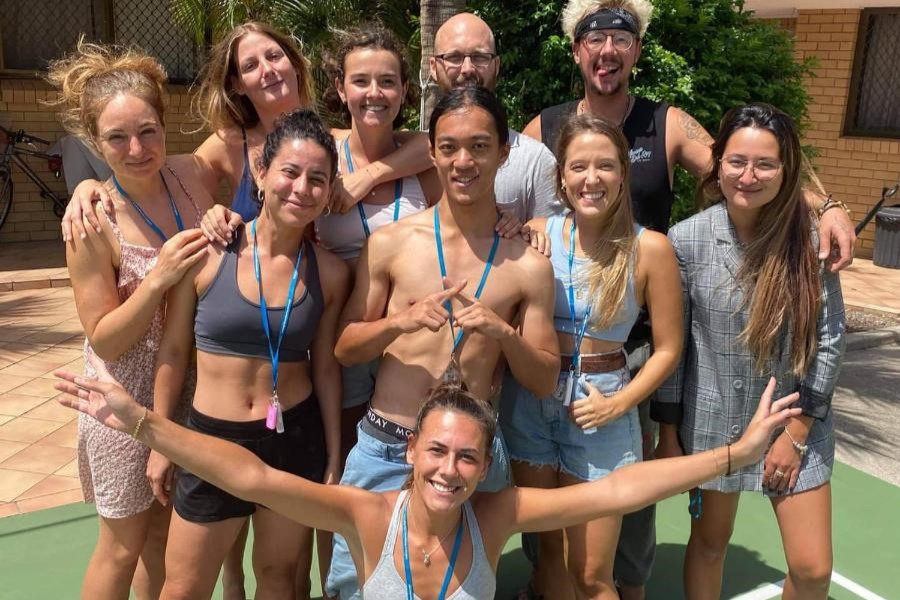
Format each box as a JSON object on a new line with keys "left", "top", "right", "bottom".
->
{"left": 402, "top": 496, "right": 464, "bottom": 600}
{"left": 342, "top": 138, "right": 403, "bottom": 237}
{"left": 567, "top": 215, "right": 592, "bottom": 373}
{"left": 434, "top": 208, "right": 500, "bottom": 350}
{"left": 251, "top": 218, "right": 303, "bottom": 430}
{"left": 112, "top": 172, "right": 185, "bottom": 243}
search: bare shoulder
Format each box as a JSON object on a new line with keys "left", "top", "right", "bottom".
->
{"left": 366, "top": 211, "right": 431, "bottom": 260}
{"left": 312, "top": 244, "right": 351, "bottom": 295}
{"left": 522, "top": 114, "right": 542, "bottom": 142}
{"left": 637, "top": 229, "right": 674, "bottom": 259}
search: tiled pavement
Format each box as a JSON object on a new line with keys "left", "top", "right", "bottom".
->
{"left": 0, "top": 286, "right": 84, "bottom": 517}
{"left": 0, "top": 241, "right": 898, "bottom": 519}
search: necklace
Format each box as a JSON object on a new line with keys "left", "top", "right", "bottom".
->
{"left": 402, "top": 493, "right": 465, "bottom": 600}
{"left": 577, "top": 95, "right": 635, "bottom": 126}
{"left": 420, "top": 519, "right": 460, "bottom": 567}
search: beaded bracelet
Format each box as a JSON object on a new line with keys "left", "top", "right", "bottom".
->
{"left": 131, "top": 408, "right": 148, "bottom": 439}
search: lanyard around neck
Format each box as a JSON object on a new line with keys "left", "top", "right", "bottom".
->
{"left": 434, "top": 208, "right": 500, "bottom": 351}
{"left": 251, "top": 218, "right": 303, "bottom": 403}
{"left": 113, "top": 172, "right": 185, "bottom": 243}
{"left": 342, "top": 137, "right": 402, "bottom": 237}
{"left": 402, "top": 495, "right": 464, "bottom": 600}
{"left": 567, "top": 215, "right": 592, "bottom": 372}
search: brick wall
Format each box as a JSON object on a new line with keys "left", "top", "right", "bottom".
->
{"left": 0, "top": 77, "right": 207, "bottom": 243}
{"left": 791, "top": 9, "right": 900, "bottom": 259}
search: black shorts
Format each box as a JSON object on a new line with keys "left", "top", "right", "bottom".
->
{"left": 174, "top": 398, "right": 326, "bottom": 523}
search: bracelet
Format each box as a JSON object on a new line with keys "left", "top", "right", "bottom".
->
{"left": 131, "top": 408, "right": 148, "bottom": 439}
{"left": 783, "top": 427, "right": 809, "bottom": 458}
{"left": 726, "top": 443, "right": 732, "bottom": 476}
{"left": 816, "top": 195, "right": 851, "bottom": 219}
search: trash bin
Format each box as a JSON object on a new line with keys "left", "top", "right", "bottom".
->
{"left": 873, "top": 205, "right": 900, "bottom": 269}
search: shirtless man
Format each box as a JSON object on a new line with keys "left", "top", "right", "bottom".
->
{"left": 522, "top": 1, "right": 856, "bottom": 598}
{"left": 324, "top": 86, "right": 560, "bottom": 599}
{"left": 430, "top": 12, "right": 561, "bottom": 222}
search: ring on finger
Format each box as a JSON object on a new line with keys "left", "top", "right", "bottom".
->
{"left": 773, "top": 469, "right": 785, "bottom": 478}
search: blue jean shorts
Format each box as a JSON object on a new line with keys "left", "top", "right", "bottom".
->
{"left": 499, "top": 364, "right": 641, "bottom": 482}
{"left": 325, "top": 419, "right": 511, "bottom": 599}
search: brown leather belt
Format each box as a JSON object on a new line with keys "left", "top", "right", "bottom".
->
{"left": 561, "top": 351, "right": 626, "bottom": 374}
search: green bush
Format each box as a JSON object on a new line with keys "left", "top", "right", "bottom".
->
{"left": 470, "top": 0, "right": 815, "bottom": 222}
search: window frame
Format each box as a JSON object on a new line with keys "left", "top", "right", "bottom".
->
{"left": 844, "top": 7, "right": 900, "bottom": 139}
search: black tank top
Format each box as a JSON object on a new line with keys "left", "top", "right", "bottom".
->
{"left": 540, "top": 96, "right": 674, "bottom": 234}
{"left": 194, "top": 226, "right": 324, "bottom": 362}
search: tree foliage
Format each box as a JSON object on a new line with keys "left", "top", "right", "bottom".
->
{"left": 469, "top": 0, "right": 815, "bottom": 221}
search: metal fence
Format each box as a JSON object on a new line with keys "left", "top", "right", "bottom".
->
{"left": 846, "top": 8, "right": 900, "bottom": 138}
{"left": 0, "top": 0, "right": 201, "bottom": 83}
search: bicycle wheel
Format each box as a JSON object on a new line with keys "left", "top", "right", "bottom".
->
{"left": 0, "top": 166, "right": 13, "bottom": 230}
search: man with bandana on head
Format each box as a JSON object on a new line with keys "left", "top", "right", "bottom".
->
{"left": 522, "top": 1, "right": 857, "bottom": 598}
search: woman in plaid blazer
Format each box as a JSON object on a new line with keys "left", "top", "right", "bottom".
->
{"left": 654, "top": 104, "right": 845, "bottom": 600}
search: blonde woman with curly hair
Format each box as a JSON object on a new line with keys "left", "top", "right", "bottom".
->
{"left": 655, "top": 103, "right": 845, "bottom": 600}
{"left": 501, "top": 114, "right": 682, "bottom": 600}
{"left": 48, "top": 40, "right": 213, "bottom": 599}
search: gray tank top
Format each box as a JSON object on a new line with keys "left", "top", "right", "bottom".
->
{"left": 362, "top": 490, "right": 495, "bottom": 600}
{"left": 194, "top": 225, "right": 324, "bottom": 361}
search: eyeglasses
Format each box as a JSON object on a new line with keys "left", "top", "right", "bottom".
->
{"left": 579, "top": 31, "right": 636, "bottom": 52}
{"left": 434, "top": 52, "right": 497, "bottom": 68}
{"left": 720, "top": 157, "right": 783, "bottom": 181}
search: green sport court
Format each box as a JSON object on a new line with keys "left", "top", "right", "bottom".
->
{"left": 1, "top": 462, "right": 895, "bottom": 599}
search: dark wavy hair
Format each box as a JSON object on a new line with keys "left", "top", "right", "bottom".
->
{"left": 427, "top": 85, "right": 509, "bottom": 146}
{"left": 259, "top": 109, "right": 338, "bottom": 180}
{"left": 698, "top": 103, "right": 820, "bottom": 375}
{"left": 321, "top": 22, "right": 418, "bottom": 128}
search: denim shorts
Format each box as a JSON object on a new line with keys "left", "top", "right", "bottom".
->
{"left": 499, "top": 365, "right": 641, "bottom": 482}
{"left": 325, "top": 420, "right": 511, "bottom": 599}
{"left": 341, "top": 359, "right": 380, "bottom": 408}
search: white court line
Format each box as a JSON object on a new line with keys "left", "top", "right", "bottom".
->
{"left": 729, "top": 571, "right": 886, "bottom": 600}
{"left": 730, "top": 580, "right": 784, "bottom": 600}
{"left": 833, "top": 571, "right": 889, "bottom": 600}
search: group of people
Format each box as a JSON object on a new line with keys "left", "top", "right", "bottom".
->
{"left": 51, "top": 1, "right": 852, "bottom": 599}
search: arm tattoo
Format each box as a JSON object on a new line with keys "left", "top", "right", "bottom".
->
{"left": 677, "top": 111, "right": 714, "bottom": 145}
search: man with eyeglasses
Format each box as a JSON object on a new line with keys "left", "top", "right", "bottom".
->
{"left": 430, "top": 12, "right": 562, "bottom": 223}
{"left": 521, "top": 1, "right": 856, "bottom": 599}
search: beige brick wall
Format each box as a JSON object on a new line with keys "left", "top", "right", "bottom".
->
{"left": 791, "top": 9, "right": 900, "bottom": 259}
{"left": 0, "top": 77, "right": 207, "bottom": 243}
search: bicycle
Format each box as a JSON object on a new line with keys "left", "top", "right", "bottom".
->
{"left": 0, "top": 123, "right": 68, "bottom": 229}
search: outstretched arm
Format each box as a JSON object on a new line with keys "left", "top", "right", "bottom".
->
{"left": 55, "top": 357, "right": 371, "bottom": 539}
{"left": 489, "top": 379, "right": 799, "bottom": 537}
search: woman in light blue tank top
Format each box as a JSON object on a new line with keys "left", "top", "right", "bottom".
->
{"left": 500, "top": 115, "right": 684, "bottom": 598}
{"left": 60, "top": 357, "right": 801, "bottom": 600}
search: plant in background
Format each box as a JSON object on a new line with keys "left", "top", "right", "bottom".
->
{"left": 469, "top": 0, "right": 814, "bottom": 222}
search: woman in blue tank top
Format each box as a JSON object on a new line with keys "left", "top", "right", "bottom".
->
{"left": 500, "top": 115, "right": 683, "bottom": 599}
{"left": 138, "top": 111, "right": 349, "bottom": 599}
{"left": 60, "top": 343, "right": 801, "bottom": 600}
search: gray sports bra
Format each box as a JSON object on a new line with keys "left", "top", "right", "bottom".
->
{"left": 362, "top": 490, "right": 496, "bottom": 600}
{"left": 194, "top": 226, "right": 323, "bottom": 361}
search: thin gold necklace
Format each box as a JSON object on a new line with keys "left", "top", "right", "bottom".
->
{"left": 578, "top": 95, "right": 634, "bottom": 125}
{"left": 408, "top": 494, "right": 462, "bottom": 567}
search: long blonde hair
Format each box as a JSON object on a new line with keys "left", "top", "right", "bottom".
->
{"left": 698, "top": 103, "right": 821, "bottom": 375}
{"left": 555, "top": 115, "right": 638, "bottom": 331}
{"left": 46, "top": 38, "right": 168, "bottom": 155}
{"left": 192, "top": 21, "right": 314, "bottom": 133}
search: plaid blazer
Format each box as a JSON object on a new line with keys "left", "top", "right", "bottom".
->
{"left": 653, "top": 203, "right": 845, "bottom": 493}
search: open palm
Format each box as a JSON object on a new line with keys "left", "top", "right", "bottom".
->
{"left": 54, "top": 353, "right": 143, "bottom": 434}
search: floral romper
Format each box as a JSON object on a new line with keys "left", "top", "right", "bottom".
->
{"left": 77, "top": 173, "right": 200, "bottom": 519}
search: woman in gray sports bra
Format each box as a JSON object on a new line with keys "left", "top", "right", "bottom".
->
{"left": 61, "top": 350, "right": 802, "bottom": 599}
{"left": 140, "top": 110, "right": 349, "bottom": 599}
